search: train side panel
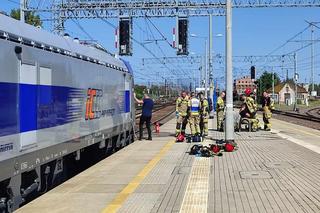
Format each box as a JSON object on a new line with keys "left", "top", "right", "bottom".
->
{"left": 0, "top": 37, "right": 134, "bottom": 168}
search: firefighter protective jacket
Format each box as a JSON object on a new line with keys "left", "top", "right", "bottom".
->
{"left": 176, "top": 96, "right": 189, "bottom": 116}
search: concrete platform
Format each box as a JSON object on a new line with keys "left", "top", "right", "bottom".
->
{"left": 17, "top": 116, "right": 320, "bottom": 213}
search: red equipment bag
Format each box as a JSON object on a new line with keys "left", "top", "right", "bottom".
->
{"left": 176, "top": 133, "right": 185, "bottom": 142}
{"left": 211, "top": 144, "right": 221, "bottom": 153}
{"left": 224, "top": 143, "right": 235, "bottom": 152}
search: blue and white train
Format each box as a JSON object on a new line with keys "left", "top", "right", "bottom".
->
{"left": 0, "top": 14, "right": 135, "bottom": 211}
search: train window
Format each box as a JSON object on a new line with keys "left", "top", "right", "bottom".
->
{"left": 20, "top": 63, "right": 37, "bottom": 85}
{"left": 39, "top": 67, "right": 52, "bottom": 86}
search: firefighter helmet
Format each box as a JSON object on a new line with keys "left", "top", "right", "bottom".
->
{"left": 244, "top": 88, "right": 251, "bottom": 96}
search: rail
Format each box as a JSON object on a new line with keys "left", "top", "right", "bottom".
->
{"left": 273, "top": 109, "right": 320, "bottom": 123}
{"left": 305, "top": 107, "right": 320, "bottom": 119}
{"left": 134, "top": 103, "right": 176, "bottom": 134}
{"left": 135, "top": 102, "right": 175, "bottom": 119}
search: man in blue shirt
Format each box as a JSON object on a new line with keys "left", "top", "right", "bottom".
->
{"left": 134, "top": 93, "right": 154, "bottom": 140}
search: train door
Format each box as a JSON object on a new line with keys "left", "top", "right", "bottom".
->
{"left": 19, "top": 62, "right": 38, "bottom": 150}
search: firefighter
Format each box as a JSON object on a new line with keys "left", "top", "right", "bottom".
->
{"left": 262, "top": 91, "right": 275, "bottom": 131}
{"left": 175, "top": 91, "right": 189, "bottom": 136}
{"left": 216, "top": 91, "right": 225, "bottom": 131}
{"left": 188, "top": 92, "right": 201, "bottom": 136}
{"left": 198, "top": 92, "right": 209, "bottom": 136}
{"left": 243, "top": 88, "right": 260, "bottom": 131}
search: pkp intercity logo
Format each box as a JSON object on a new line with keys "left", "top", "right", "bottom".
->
{"left": 85, "top": 88, "right": 102, "bottom": 120}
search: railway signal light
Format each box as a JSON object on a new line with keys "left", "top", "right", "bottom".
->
{"left": 176, "top": 17, "right": 189, "bottom": 55}
{"left": 250, "top": 66, "right": 255, "bottom": 80}
{"left": 118, "top": 18, "right": 132, "bottom": 56}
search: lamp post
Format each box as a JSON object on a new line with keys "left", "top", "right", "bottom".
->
{"left": 191, "top": 33, "right": 222, "bottom": 98}
{"left": 191, "top": 34, "right": 208, "bottom": 97}
{"left": 293, "top": 53, "right": 299, "bottom": 111}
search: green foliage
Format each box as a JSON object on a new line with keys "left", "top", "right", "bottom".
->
{"left": 256, "top": 71, "right": 280, "bottom": 103}
{"left": 134, "top": 85, "right": 147, "bottom": 99}
{"left": 311, "top": 83, "right": 320, "bottom": 95}
{"left": 10, "top": 9, "right": 42, "bottom": 27}
{"left": 134, "top": 84, "right": 179, "bottom": 100}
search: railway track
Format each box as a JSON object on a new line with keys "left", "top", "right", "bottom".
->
{"left": 135, "top": 102, "right": 174, "bottom": 119}
{"left": 273, "top": 109, "right": 320, "bottom": 123}
{"left": 306, "top": 107, "right": 320, "bottom": 119}
{"left": 272, "top": 108, "right": 320, "bottom": 130}
{"left": 135, "top": 103, "right": 176, "bottom": 134}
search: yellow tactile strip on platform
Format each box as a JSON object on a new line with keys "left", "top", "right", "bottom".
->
{"left": 179, "top": 157, "right": 210, "bottom": 213}
{"left": 101, "top": 140, "right": 175, "bottom": 213}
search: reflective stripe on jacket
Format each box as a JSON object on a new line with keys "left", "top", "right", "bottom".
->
{"left": 189, "top": 98, "right": 201, "bottom": 116}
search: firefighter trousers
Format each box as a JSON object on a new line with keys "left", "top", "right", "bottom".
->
{"left": 263, "top": 107, "right": 272, "bottom": 130}
{"left": 250, "top": 116, "right": 260, "bottom": 131}
{"left": 176, "top": 115, "right": 188, "bottom": 136}
{"left": 217, "top": 110, "right": 224, "bottom": 131}
{"left": 189, "top": 115, "right": 200, "bottom": 136}
{"left": 200, "top": 114, "right": 209, "bottom": 135}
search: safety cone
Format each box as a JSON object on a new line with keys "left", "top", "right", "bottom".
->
{"left": 155, "top": 122, "right": 160, "bottom": 134}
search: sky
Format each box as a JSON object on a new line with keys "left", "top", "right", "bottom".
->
{"left": 1, "top": 1, "right": 319, "bottom": 89}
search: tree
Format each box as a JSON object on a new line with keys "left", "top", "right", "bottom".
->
{"left": 313, "top": 83, "right": 320, "bottom": 96}
{"left": 134, "top": 85, "right": 147, "bottom": 99}
{"left": 256, "top": 71, "right": 280, "bottom": 103}
{"left": 10, "top": 9, "right": 42, "bottom": 27}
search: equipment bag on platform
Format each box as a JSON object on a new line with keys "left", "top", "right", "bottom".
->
{"left": 176, "top": 133, "right": 185, "bottom": 142}
{"left": 192, "top": 135, "right": 201, "bottom": 142}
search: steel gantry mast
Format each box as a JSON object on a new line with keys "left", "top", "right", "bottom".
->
{"left": 24, "top": 0, "right": 320, "bottom": 32}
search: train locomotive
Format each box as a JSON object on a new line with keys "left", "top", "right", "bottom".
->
{"left": 0, "top": 14, "right": 135, "bottom": 211}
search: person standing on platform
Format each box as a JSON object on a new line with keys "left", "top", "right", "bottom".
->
{"left": 188, "top": 92, "right": 201, "bottom": 137}
{"left": 134, "top": 93, "right": 154, "bottom": 140}
{"left": 216, "top": 91, "right": 225, "bottom": 131}
{"left": 198, "top": 92, "right": 209, "bottom": 136}
{"left": 243, "top": 88, "right": 259, "bottom": 131}
{"left": 175, "top": 91, "right": 189, "bottom": 137}
{"left": 262, "top": 91, "right": 275, "bottom": 131}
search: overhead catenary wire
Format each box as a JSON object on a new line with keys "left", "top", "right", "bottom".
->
{"left": 142, "top": 19, "right": 189, "bottom": 78}
{"left": 265, "top": 25, "right": 311, "bottom": 57}
{"left": 70, "top": 18, "right": 94, "bottom": 41}
{"left": 99, "top": 17, "right": 172, "bottom": 71}
{"left": 92, "top": 13, "right": 177, "bottom": 82}
{"left": 146, "top": 17, "right": 173, "bottom": 48}
{"left": 284, "top": 36, "right": 320, "bottom": 55}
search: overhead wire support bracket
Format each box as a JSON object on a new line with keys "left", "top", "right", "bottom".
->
{"left": 26, "top": 0, "right": 320, "bottom": 16}
{"left": 25, "top": 0, "right": 320, "bottom": 33}
{"left": 141, "top": 54, "right": 296, "bottom": 65}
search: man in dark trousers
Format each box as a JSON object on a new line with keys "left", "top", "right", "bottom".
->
{"left": 134, "top": 93, "right": 154, "bottom": 140}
